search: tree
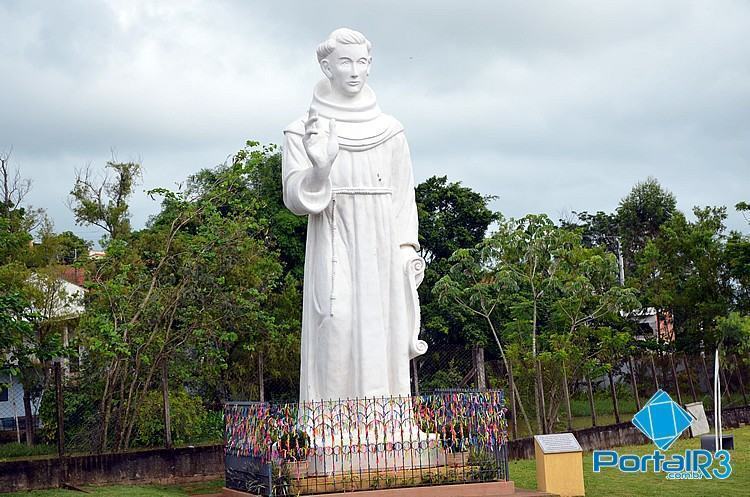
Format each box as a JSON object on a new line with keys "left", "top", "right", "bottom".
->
{"left": 635, "top": 207, "right": 732, "bottom": 352}
{"left": 617, "top": 177, "right": 677, "bottom": 275}
{"left": 436, "top": 214, "right": 639, "bottom": 434}
{"left": 174, "top": 142, "right": 304, "bottom": 401}
{"left": 74, "top": 143, "right": 287, "bottom": 450}
{"left": 550, "top": 244, "right": 638, "bottom": 429}
{"left": 69, "top": 161, "right": 141, "bottom": 244}
{"left": 416, "top": 176, "right": 498, "bottom": 264}
{"left": 0, "top": 155, "right": 66, "bottom": 446}
{"left": 414, "top": 176, "right": 498, "bottom": 379}
{"left": 433, "top": 238, "right": 533, "bottom": 435}
{"left": 728, "top": 202, "right": 750, "bottom": 313}
{"left": 0, "top": 151, "right": 38, "bottom": 264}
{"left": 560, "top": 210, "right": 619, "bottom": 253}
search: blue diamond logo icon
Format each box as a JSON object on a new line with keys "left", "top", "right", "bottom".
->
{"left": 632, "top": 389, "right": 694, "bottom": 450}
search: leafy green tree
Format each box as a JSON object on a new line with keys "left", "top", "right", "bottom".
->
{"left": 617, "top": 177, "right": 677, "bottom": 275}
{"left": 175, "top": 142, "right": 304, "bottom": 402}
{"left": 560, "top": 210, "right": 619, "bottom": 253}
{"left": 436, "top": 214, "right": 638, "bottom": 434}
{"left": 550, "top": 243, "right": 639, "bottom": 428}
{"left": 635, "top": 207, "right": 732, "bottom": 352}
{"left": 69, "top": 161, "right": 141, "bottom": 245}
{"left": 727, "top": 202, "right": 750, "bottom": 313}
{"left": 415, "top": 175, "right": 498, "bottom": 376}
{"left": 74, "top": 143, "right": 288, "bottom": 450}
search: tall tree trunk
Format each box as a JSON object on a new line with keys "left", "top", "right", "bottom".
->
{"left": 162, "top": 361, "right": 173, "bottom": 449}
{"left": 669, "top": 352, "right": 682, "bottom": 405}
{"left": 608, "top": 368, "right": 620, "bottom": 424}
{"left": 512, "top": 376, "right": 534, "bottom": 437}
{"left": 23, "top": 388, "right": 34, "bottom": 447}
{"left": 629, "top": 356, "right": 641, "bottom": 411}
{"left": 507, "top": 358, "right": 518, "bottom": 439}
{"left": 483, "top": 315, "right": 531, "bottom": 436}
{"left": 562, "top": 362, "right": 573, "bottom": 432}
{"left": 720, "top": 366, "right": 731, "bottom": 400}
{"left": 473, "top": 346, "right": 487, "bottom": 390}
{"left": 532, "top": 300, "right": 546, "bottom": 434}
{"left": 683, "top": 354, "right": 698, "bottom": 403}
{"left": 734, "top": 355, "right": 748, "bottom": 406}
{"left": 650, "top": 354, "right": 660, "bottom": 391}
{"left": 54, "top": 362, "right": 65, "bottom": 460}
{"left": 586, "top": 375, "right": 597, "bottom": 427}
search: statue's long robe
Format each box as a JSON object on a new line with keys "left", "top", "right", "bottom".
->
{"left": 283, "top": 80, "right": 425, "bottom": 402}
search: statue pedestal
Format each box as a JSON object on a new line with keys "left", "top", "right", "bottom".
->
{"left": 306, "top": 433, "right": 445, "bottom": 476}
{"left": 298, "top": 398, "right": 445, "bottom": 475}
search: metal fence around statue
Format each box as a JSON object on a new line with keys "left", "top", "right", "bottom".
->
{"left": 224, "top": 390, "right": 508, "bottom": 495}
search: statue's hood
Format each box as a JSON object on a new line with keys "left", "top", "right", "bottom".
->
{"left": 284, "top": 79, "right": 403, "bottom": 152}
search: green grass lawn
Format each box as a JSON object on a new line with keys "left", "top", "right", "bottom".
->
{"left": 5, "top": 427, "right": 748, "bottom": 496}
{"left": 510, "top": 425, "right": 749, "bottom": 496}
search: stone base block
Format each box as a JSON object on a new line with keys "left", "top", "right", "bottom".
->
{"left": 223, "top": 480, "right": 518, "bottom": 496}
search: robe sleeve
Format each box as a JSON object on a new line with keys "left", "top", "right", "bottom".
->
{"left": 392, "top": 132, "right": 420, "bottom": 252}
{"left": 282, "top": 130, "right": 333, "bottom": 216}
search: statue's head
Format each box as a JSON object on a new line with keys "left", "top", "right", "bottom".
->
{"left": 316, "top": 28, "right": 372, "bottom": 98}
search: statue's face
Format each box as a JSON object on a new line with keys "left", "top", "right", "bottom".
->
{"left": 321, "top": 43, "right": 371, "bottom": 97}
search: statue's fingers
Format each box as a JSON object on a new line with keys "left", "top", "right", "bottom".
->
{"left": 305, "top": 115, "right": 319, "bottom": 133}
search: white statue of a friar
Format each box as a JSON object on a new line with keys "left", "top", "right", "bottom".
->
{"left": 282, "top": 27, "right": 427, "bottom": 404}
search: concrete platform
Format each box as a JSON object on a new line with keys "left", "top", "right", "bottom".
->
{"left": 222, "top": 482, "right": 557, "bottom": 496}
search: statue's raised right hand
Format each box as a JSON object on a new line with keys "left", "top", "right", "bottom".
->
{"left": 302, "top": 109, "right": 339, "bottom": 170}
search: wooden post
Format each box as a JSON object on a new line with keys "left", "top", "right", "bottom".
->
{"left": 54, "top": 361, "right": 67, "bottom": 482}
{"left": 23, "top": 389, "right": 34, "bottom": 446}
{"left": 586, "top": 375, "right": 597, "bottom": 427}
{"left": 411, "top": 359, "right": 420, "bottom": 396}
{"left": 473, "top": 346, "right": 487, "bottom": 390}
{"left": 258, "top": 351, "right": 265, "bottom": 403}
{"left": 660, "top": 353, "right": 669, "bottom": 394}
{"left": 537, "top": 361, "right": 548, "bottom": 434}
{"left": 734, "top": 355, "right": 748, "bottom": 406}
{"left": 162, "top": 361, "right": 173, "bottom": 450}
{"left": 628, "top": 356, "right": 641, "bottom": 411}
{"left": 649, "top": 354, "right": 660, "bottom": 390}
{"left": 670, "top": 353, "right": 683, "bottom": 405}
{"left": 683, "top": 354, "right": 698, "bottom": 403}
{"left": 12, "top": 398, "right": 21, "bottom": 444}
{"left": 562, "top": 362, "right": 573, "bottom": 432}
{"left": 608, "top": 368, "right": 621, "bottom": 424}
{"left": 507, "top": 359, "right": 518, "bottom": 439}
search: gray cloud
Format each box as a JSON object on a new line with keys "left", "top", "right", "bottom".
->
{"left": 0, "top": 0, "right": 748, "bottom": 244}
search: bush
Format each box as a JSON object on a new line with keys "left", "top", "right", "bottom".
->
{"left": 0, "top": 442, "right": 56, "bottom": 460}
{"left": 134, "top": 389, "right": 221, "bottom": 447}
{"left": 38, "top": 384, "right": 100, "bottom": 451}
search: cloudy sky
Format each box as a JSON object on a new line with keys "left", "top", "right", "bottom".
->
{"left": 2, "top": 0, "right": 749, "bottom": 244}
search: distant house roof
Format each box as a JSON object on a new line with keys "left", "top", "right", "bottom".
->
{"left": 89, "top": 250, "right": 106, "bottom": 259}
{"left": 29, "top": 275, "right": 85, "bottom": 320}
{"left": 60, "top": 267, "right": 85, "bottom": 287}
{"left": 622, "top": 307, "right": 675, "bottom": 342}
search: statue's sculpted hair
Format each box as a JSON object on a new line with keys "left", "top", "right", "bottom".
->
{"left": 316, "top": 28, "right": 372, "bottom": 63}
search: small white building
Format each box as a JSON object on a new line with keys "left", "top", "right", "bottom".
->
{"left": 0, "top": 274, "right": 85, "bottom": 440}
